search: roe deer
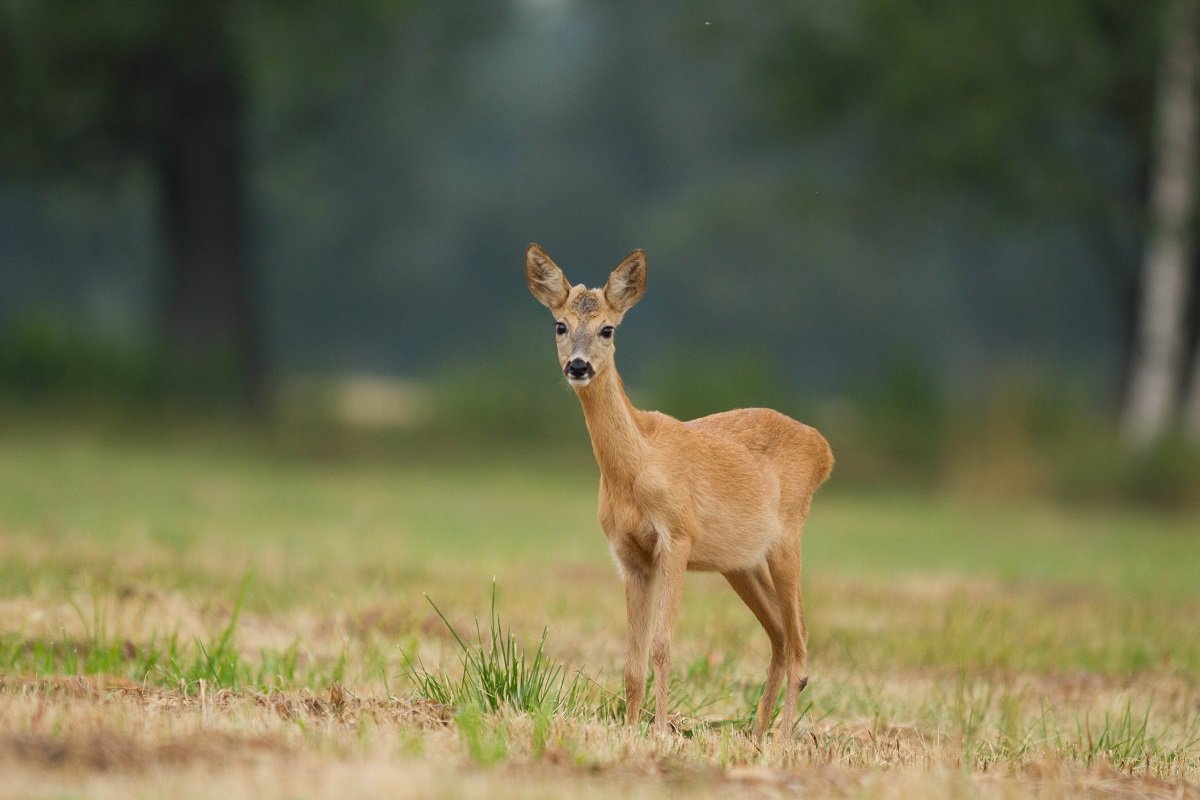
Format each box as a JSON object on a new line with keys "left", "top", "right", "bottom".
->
{"left": 525, "top": 244, "right": 833, "bottom": 738}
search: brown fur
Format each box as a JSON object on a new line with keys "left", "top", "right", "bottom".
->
{"left": 525, "top": 243, "right": 833, "bottom": 739}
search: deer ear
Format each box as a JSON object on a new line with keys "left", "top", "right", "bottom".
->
{"left": 604, "top": 249, "right": 647, "bottom": 314}
{"left": 525, "top": 243, "right": 570, "bottom": 309}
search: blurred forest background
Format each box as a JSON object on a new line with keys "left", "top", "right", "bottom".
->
{"left": 2, "top": 0, "right": 1200, "bottom": 505}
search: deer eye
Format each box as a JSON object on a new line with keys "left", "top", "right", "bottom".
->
{"left": 555, "top": 322, "right": 567, "bottom": 336}
{"left": 599, "top": 326, "right": 615, "bottom": 339}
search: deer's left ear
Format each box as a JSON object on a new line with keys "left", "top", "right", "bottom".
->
{"left": 604, "top": 249, "right": 647, "bottom": 314}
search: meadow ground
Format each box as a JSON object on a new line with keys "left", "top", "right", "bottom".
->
{"left": 0, "top": 416, "right": 1197, "bottom": 798}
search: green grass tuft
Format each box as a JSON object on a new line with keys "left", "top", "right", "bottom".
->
{"left": 404, "top": 583, "right": 595, "bottom": 717}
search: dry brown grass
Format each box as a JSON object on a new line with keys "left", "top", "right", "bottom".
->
{"left": 0, "top": 677, "right": 1195, "bottom": 800}
{"left": 2, "top": 575, "right": 1197, "bottom": 799}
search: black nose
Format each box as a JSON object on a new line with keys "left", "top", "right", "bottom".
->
{"left": 566, "top": 358, "right": 591, "bottom": 379}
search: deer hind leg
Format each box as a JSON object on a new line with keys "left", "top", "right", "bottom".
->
{"left": 723, "top": 565, "right": 786, "bottom": 740}
{"left": 767, "top": 534, "right": 808, "bottom": 738}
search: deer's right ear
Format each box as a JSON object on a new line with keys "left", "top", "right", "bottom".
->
{"left": 526, "top": 243, "right": 570, "bottom": 310}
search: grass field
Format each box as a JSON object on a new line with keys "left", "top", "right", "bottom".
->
{"left": 0, "top": 416, "right": 1198, "bottom": 798}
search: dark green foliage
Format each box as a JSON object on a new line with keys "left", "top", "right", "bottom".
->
{"left": 641, "top": 350, "right": 798, "bottom": 423}
{"left": 0, "top": 313, "right": 250, "bottom": 407}
{"left": 1057, "top": 431, "right": 1200, "bottom": 508}
{"left": 0, "top": 0, "right": 406, "bottom": 174}
{"left": 814, "top": 357, "right": 1200, "bottom": 506}
{"left": 0, "top": 314, "right": 166, "bottom": 399}
{"left": 762, "top": 0, "right": 1162, "bottom": 213}
{"left": 851, "top": 357, "right": 946, "bottom": 484}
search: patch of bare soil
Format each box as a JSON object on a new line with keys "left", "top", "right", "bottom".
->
{"left": 0, "top": 729, "right": 286, "bottom": 772}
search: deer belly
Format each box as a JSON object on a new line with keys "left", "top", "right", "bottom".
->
{"left": 688, "top": 513, "right": 783, "bottom": 572}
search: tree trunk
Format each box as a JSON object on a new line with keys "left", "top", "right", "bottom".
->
{"left": 1123, "top": 0, "right": 1199, "bottom": 446}
{"left": 1184, "top": 256, "right": 1200, "bottom": 439}
{"left": 157, "top": 6, "right": 264, "bottom": 409}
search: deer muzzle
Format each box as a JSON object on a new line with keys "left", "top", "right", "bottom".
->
{"left": 565, "top": 358, "right": 595, "bottom": 382}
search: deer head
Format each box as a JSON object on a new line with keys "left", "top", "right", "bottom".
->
{"left": 525, "top": 243, "right": 647, "bottom": 388}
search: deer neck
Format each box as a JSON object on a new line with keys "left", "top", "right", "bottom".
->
{"left": 575, "top": 364, "right": 646, "bottom": 484}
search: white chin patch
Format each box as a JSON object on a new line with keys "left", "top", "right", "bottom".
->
{"left": 566, "top": 376, "right": 592, "bottom": 388}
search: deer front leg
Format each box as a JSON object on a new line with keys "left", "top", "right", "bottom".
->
{"left": 622, "top": 564, "right": 654, "bottom": 727}
{"left": 650, "top": 539, "right": 691, "bottom": 734}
